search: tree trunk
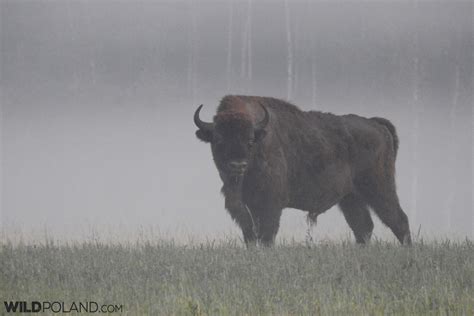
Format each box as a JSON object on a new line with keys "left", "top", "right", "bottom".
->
{"left": 226, "top": 0, "right": 234, "bottom": 92}
{"left": 311, "top": 55, "right": 317, "bottom": 109}
{"left": 284, "top": 0, "right": 293, "bottom": 100}
{"left": 308, "top": 0, "right": 317, "bottom": 108}
{"left": 188, "top": 0, "right": 198, "bottom": 104}
{"left": 0, "top": 89, "right": 3, "bottom": 228}
{"left": 247, "top": 0, "right": 252, "bottom": 92}
{"left": 444, "top": 65, "right": 460, "bottom": 233}
{"left": 411, "top": 0, "right": 421, "bottom": 227}
{"left": 240, "top": 3, "right": 248, "bottom": 91}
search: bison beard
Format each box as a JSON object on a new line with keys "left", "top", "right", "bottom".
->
{"left": 194, "top": 95, "right": 412, "bottom": 247}
{"left": 222, "top": 177, "right": 258, "bottom": 244}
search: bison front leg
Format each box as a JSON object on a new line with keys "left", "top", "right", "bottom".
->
{"left": 255, "top": 209, "right": 282, "bottom": 247}
{"left": 225, "top": 199, "right": 257, "bottom": 246}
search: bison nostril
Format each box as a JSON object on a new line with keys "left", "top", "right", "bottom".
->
{"left": 229, "top": 161, "right": 248, "bottom": 169}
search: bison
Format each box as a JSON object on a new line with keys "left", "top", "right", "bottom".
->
{"left": 194, "top": 95, "right": 411, "bottom": 246}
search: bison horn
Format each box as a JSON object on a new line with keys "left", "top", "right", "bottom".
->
{"left": 194, "top": 104, "right": 214, "bottom": 131}
{"left": 255, "top": 104, "right": 270, "bottom": 130}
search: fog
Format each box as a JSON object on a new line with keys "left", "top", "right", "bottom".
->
{"left": 1, "top": 0, "right": 472, "bottom": 242}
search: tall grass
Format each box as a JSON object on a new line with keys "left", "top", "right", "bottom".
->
{"left": 1, "top": 238, "right": 473, "bottom": 315}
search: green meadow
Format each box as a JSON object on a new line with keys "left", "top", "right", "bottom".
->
{"left": 1, "top": 238, "right": 473, "bottom": 315}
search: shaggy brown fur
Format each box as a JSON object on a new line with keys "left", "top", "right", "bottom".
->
{"left": 194, "top": 95, "right": 411, "bottom": 246}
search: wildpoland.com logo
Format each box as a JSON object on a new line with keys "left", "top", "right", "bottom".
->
{"left": 4, "top": 301, "right": 123, "bottom": 313}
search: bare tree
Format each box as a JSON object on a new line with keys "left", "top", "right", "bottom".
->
{"left": 240, "top": 3, "right": 248, "bottom": 91}
{"left": 471, "top": 3, "right": 474, "bottom": 237}
{"left": 444, "top": 65, "right": 460, "bottom": 232}
{"left": 308, "top": 0, "right": 317, "bottom": 108}
{"left": 311, "top": 55, "right": 317, "bottom": 109}
{"left": 226, "top": 0, "right": 234, "bottom": 92}
{"left": 66, "top": 0, "right": 80, "bottom": 92}
{"left": 293, "top": 11, "right": 299, "bottom": 99}
{"left": 188, "top": 0, "right": 198, "bottom": 104}
{"left": 0, "top": 88, "right": 3, "bottom": 228}
{"left": 411, "top": 0, "right": 422, "bottom": 227}
{"left": 247, "top": 0, "right": 252, "bottom": 92}
{"left": 284, "top": 0, "right": 293, "bottom": 100}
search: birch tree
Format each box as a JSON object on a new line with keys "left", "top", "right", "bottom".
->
{"left": 472, "top": 91, "right": 474, "bottom": 238}
{"left": 293, "top": 12, "right": 299, "bottom": 99}
{"left": 0, "top": 89, "right": 3, "bottom": 228}
{"left": 285, "top": 0, "right": 293, "bottom": 100}
{"left": 247, "top": 0, "right": 252, "bottom": 92}
{"left": 240, "top": 4, "right": 248, "bottom": 91}
{"left": 471, "top": 3, "right": 474, "bottom": 236}
{"left": 308, "top": 0, "right": 317, "bottom": 108}
{"left": 188, "top": 0, "right": 198, "bottom": 104}
{"left": 444, "top": 64, "right": 460, "bottom": 232}
{"left": 311, "top": 55, "right": 317, "bottom": 109}
{"left": 226, "top": 0, "right": 234, "bottom": 92}
{"left": 411, "top": 0, "right": 421, "bottom": 226}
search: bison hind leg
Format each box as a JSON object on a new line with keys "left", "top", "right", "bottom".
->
{"left": 356, "top": 178, "right": 412, "bottom": 245}
{"left": 338, "top": 193, "right": 374, "bottom": 244}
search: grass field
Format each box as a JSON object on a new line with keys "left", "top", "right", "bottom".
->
{"left": 1, "top": 238, "right": 473, "bottom": 315}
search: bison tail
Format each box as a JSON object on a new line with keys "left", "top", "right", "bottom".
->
{"left": 370, "top": 117, "right": 399, "bottom": 157}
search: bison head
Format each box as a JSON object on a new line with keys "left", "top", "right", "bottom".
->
{"left": 194, "top": 104, "right": 269, "bottom": 179}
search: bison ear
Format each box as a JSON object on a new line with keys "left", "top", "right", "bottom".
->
{"left": 196, "top": 129, "right": 213, "bottom": 143}
{"left": 254, "top": 129, "right": 267, "bottom": 142}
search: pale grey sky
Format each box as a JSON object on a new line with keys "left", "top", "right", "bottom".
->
{"left": 1, "top": 0, "right": 472, "bottom": 241}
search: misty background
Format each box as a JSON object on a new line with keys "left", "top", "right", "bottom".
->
{"left": 1, "top": 0, "right": 472, "bottom": 242}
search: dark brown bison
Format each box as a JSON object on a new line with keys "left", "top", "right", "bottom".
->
{"left": 194, "top": 95, "right": 411, "bottom": 246}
